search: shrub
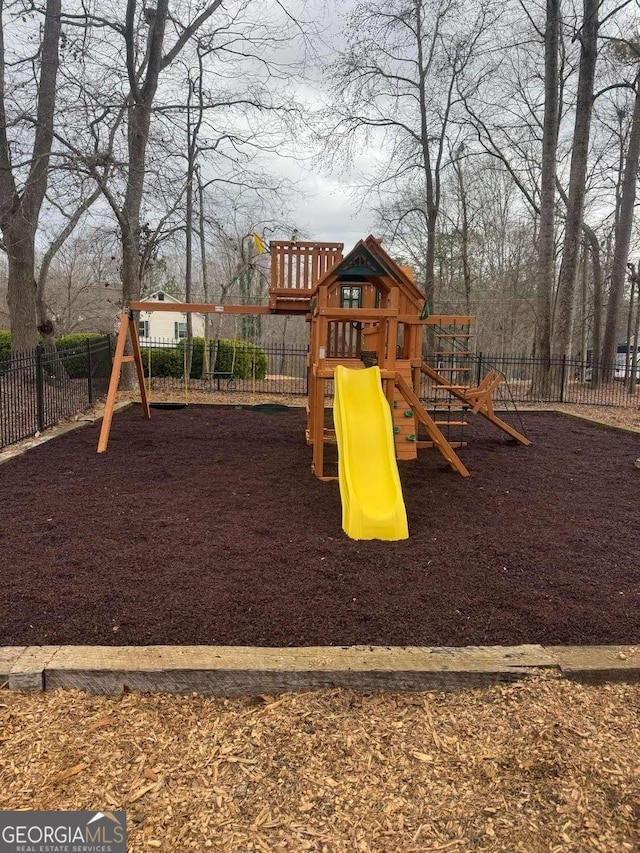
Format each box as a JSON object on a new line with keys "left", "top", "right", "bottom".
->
{"left": 56, "top": 334, "right": 109, "bottom": 378}
{"left": 0, "top": 331, "right": 11, "bottom": 365}
{"left": 141, "top": 346, "right": 182, "bottom": 378}
{"left": 56, "top": 333, "right": 106, "bottom": 351}
{"left": 0, "top": 330, "right": 110, "bottom": 377}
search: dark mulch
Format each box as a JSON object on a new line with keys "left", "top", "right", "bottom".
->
{"left": 1, "top": 405, "right": 638, "bottom": 648}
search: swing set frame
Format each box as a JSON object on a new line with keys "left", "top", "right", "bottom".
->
{"left": 97, "top": 302, "right": 269, "bottom": 452}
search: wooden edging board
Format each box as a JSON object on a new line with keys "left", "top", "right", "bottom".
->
{"left": 0, "top": 644, "right": 638, "bottom": 695}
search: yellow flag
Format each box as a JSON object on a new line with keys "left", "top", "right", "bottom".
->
{"left": 251, "top": 232, "right": 267, "bottom": 253}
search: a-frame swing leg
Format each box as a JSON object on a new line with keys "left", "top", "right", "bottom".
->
{"left": 97, "top": 309, "right": 150, "bottom": 453}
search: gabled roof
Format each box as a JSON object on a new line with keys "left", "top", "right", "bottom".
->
{"left": 311, "top": 235, "right": 425, "bottom": 310}
{"left": 139, "top": 290, "right": 183, "bottom": 305}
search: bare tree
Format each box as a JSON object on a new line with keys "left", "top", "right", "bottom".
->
{"left": 602, "top": 67, "right": 640, "bottom": 377}
{"left": 328, "top": 0, "right": 493, "bottom": 311}
{"left": 0, "top": 0, "right": 61, "bottom": 352}
{"left": 534, "top": 0, "right": 561, "bottom": 376}
{"left": 553, "top": 0, "right": 598, "bottom": 357}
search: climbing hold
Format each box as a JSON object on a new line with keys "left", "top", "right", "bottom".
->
{"left": 393, "top": 400, "right": 398, "bottom": 408}
{"left": 393, "top": 426, "right": 400, "bottom": 434}
{"left": 404, "top": 409, "right": 413, "bottom": 418}
{"left": 407, "top": 434, "right": 416, "bottom": 442}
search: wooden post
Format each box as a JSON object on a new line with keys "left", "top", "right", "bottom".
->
{"left": 128, "top": 311, "right": 150, "bottom": 419}
{"left": 312, "top": 374, "right": 325, "bottom": 477}
{"left": 97, "top": 309, "right": 149, "bottom": 453}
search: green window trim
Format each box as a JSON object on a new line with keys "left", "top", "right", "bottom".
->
{"left": 340, "top": 285, "right": 362, "bottom": 309}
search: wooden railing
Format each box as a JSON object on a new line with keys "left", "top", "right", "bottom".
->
{"left": 270, "top": 241, "right": 343, "bottom": 291}
{"left": 327, "top": 320, "right": 361, "bottom": 359}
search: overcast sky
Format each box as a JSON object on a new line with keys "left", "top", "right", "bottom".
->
{"left": 261, "top": 0, "right": 379, "bottom": 250}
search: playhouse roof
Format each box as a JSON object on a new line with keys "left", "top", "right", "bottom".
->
{"left": 311, "top": 235, "right": 425, "bottom": 310}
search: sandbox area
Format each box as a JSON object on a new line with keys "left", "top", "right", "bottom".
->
{"left": 0, "top": 406, "right": 638, "bottom": 648}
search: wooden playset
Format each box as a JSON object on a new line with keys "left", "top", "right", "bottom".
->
{"left": 97, "top": 235, "right": 530, "bottom": 480}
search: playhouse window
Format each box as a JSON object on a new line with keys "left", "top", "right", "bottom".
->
{"left": 174, "top": 321, "right": 187, "bottom": 340}
{"left": 340, "top": 285, "right": 362, "bottom": 309}
{"left": 138, "top": 320, "right": 150, "bottom": 338}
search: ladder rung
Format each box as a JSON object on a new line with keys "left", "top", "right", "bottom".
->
{"left": 433, "top": 420, "right": 467, "bottom": 426}
{"left": 121, "top": 355, "right": 135, "bottom": 363}
{"left": 429, "top": 402, "right": 468, "bottom": 409}
{"left": 418, "top": 440, "right": 467, "bottom": 449}
{"left": 434, "top": 384, "right": 468, "bottom": 390}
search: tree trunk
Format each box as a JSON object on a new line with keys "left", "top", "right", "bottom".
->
{"left": 625, "top": 267, "right": 634, "bottom": 383}
{"left": 602, "top": 75, "right": 640, "bottom": 380}
{"left": 454, "top": 154, "right": 472, "bottom": 313}
{"left": 198, "top": 171, "right": 211, "bottom": 378}
{"left": 533, "top": 0, "right": 560, "bottom": 393}
{"left": 5, "top": 232, "right": 37, "bottom": 353}
{"left": 552, "top": 0, "right": 597, "bottom": 357}
{"left": 0, "top": 0, "right": 61, "bottom": 352}
{"left": 582, "top": 226, "right": 602, "bottom": 384}
{"left": 185, "top": 156, "right": 194, "bottom": 379}
{"left": 631, "top": 277, "right": 640, "bottom": 393}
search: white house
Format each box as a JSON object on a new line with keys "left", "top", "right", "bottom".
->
{"left": 137, "top": 291, "right": 205, "bottom": 344}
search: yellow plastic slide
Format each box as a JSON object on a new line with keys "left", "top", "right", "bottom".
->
{"left": 333, "top": 365, "right": 408, "bottom": 541}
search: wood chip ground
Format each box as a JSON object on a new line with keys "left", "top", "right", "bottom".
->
{"left": 1, "top": 677, "right": 639, "bottom": 852}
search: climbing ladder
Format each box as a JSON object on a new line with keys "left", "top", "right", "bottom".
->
{"left": 423, "top": 315, "right": 475, "bottom": 447}
{"left": 421, "top": 315, "right": 530, "bottom": 447}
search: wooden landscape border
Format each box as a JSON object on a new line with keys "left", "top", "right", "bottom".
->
{"left": 1, "top": 644, "right": 638, "bottom": 694}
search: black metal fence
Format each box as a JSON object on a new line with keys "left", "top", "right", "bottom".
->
{"left": 144, "top": 340, "right": 640, "bottom": 408}
{"left": 468, "top": 353, "right": 640, "bottom": 407}
{"left": 0, "top": 337, "right": 112, "bottom": 450}
{"left": 2, "top": 338, "right": 638, "bottom": 453}
{"left": 140, "top": 339, "right": 309, "bottom": 397}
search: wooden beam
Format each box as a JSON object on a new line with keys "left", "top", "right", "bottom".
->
{"left": 423, "top": 315, "right": 475, "bottom": 325}
{"left": 269, "top": 240, "right": 344, "bottom": 249}
{"left": 318, "top": 307, "right": 398, "bottom": 320}
{"left": 129, "top": 301, "right": 272, "bottom": 315}
{"left": 4, "top": 643, "right": 573, "bottom": 695}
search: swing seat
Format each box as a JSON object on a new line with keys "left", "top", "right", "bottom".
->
{"left": 252, "top": 403, "right": 289, "bottom": 413}
{"left": 149, "top": 402, "right": 188, "bottom": 410}
{"left": 206, "top": 370, "right": 235, "bottom": 390}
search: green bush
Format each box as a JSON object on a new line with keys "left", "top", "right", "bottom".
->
{"left": 0, "top": 331, "right": 11, "bottom": 364}
{"left": 141, "top": 346, "right": 182, "bottom": 378}
{"left": 0, "top": 330, "right": 109, "bottom": 376}
{"left": 177, "top": 337, "right": 268, "bottom": 380}
{"left": 56, "top": 333, "right": 106, "bottom": 351}
{"left": 56, "top": 333, "right": 109, "bottom": 378}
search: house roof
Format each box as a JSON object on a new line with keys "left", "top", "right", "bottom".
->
{"left": 139, "top": 290, "right": 183, "bottom": 305}
{"left": 310, "top": 235, "right": 425, "bottom": 310}
{"left": 138, "top": 291, "right": 205, "bottom": 317}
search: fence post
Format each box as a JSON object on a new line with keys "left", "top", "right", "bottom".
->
{"left": 87, "top": 339, "right": 93, "bottom": 406}
{"left": 35, "top": 345, "right": 45, "bottom": 432}
{"left": 559, "top": 354, "right": 567, "bottom": 403}
{"left": 476, "top": 352, "right": 483, "bottom": 386}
